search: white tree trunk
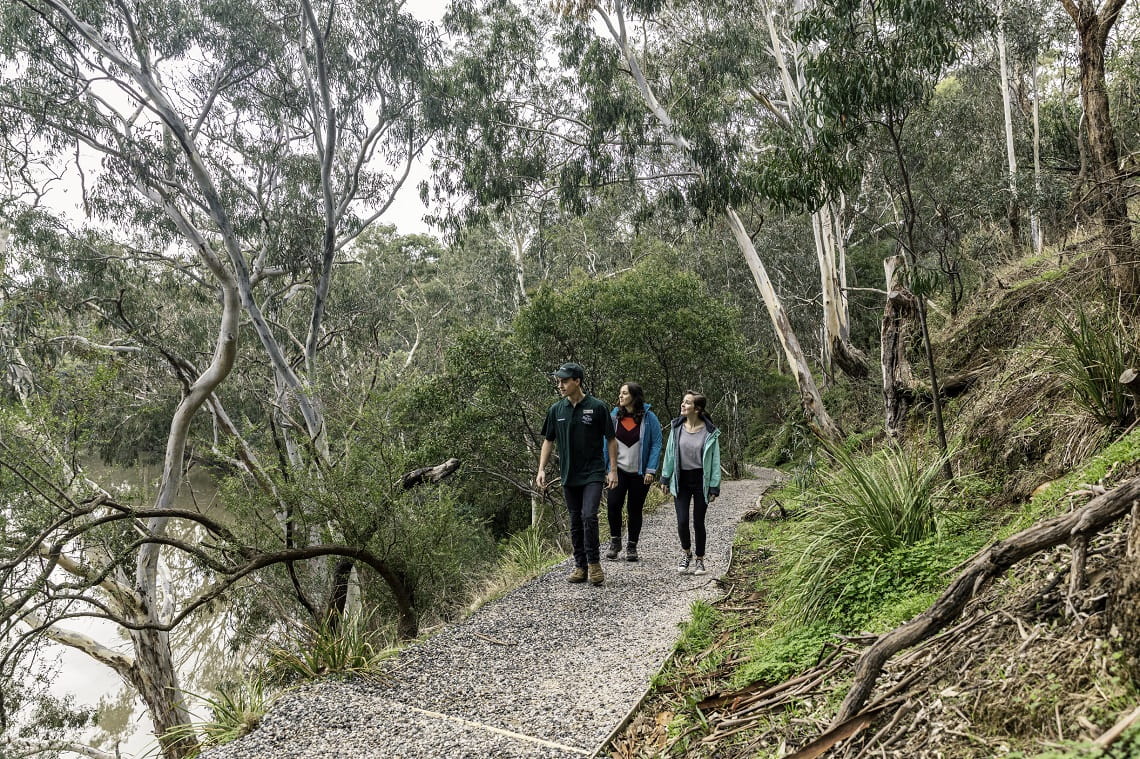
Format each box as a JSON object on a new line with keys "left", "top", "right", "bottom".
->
{"left": 596, "top": 1, "right": 842, "bottom": 441}
{"left": 509, "top": 210, "right": 529, "bottom": 309}
{"left": 998, "top": 2, "right": 1021, "bottom": 245}
{"left": 725, "top": 208, "right": 844, "bottom": 442}
{"left": 1031, "top": 61, "right": 1045, "bottom": 255}
{"left": 766, "top": 3, "right": 867, "bottom": 379}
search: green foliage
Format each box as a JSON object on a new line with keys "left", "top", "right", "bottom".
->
{"left": 165, "top": 677, "right": 279, "bottom": 756}
{"left": 515, "top": 257, "right": 761, "bottom": 464}
{"left": 797, "top": 0, "right": 995, "bottom": 132}
{"left": 1053, "top": 308, "right": 1138, "bottom": 430}
{"left": 218, "top": 423, "right": 496, "bottom": 640}
{"left": 268, "top": 612, "right": 394, "bottom": 683}
{"left": 777, "top": 444, "right": 953, "bottom": 623}
{"left": 675, "top": 600, "right": 720, "bottom": 657}
{"left": 734, "top": 622, "right": 832, "bottom": 687}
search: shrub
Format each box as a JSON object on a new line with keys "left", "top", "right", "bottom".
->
{"left": 1054, "top": 308, "right": 1137, "bottom": 430}
{"left": 777, "top": 444, "right": 952, "bottom": 623}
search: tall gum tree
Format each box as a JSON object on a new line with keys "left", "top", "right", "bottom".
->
{"left": 581, "top": 0, "right": 841, "bottom": 441}
{"left": 1059, "top": 0, "right": 1139, "bottom": 305}
{"left": 761, "top": 0, "right": 868, "bottom": 381}
{"left": 443, "top": 0, "right": 844, "bottom": 441}
{"left": 0, "top": 0, "right": 434, "bottom": 755}
{"left": 795, "top": 0, "right": 994, "bottom": 453}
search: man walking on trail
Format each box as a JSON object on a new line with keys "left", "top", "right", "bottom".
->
{"left": 537, "top": 362, "right": 618, "bottom": 586}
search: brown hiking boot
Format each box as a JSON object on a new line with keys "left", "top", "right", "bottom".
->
{"left": 588, "top": 562, "right": 605, "bottom": 586}
{"left": 567, "top": 566, "right": 587, "bottom": 583}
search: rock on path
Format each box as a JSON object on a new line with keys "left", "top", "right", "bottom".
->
{"left": 203, "top": 472, "right": 779, "bottom": 759}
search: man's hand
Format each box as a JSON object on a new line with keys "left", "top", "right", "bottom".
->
{"left": 642, "top": 473, "right": 654, "bottom": 485}
{"left": 536, "top": 470, "right": 547, "bottom": 490}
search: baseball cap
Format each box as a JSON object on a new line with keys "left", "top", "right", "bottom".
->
{"left": 553, "top": 362, "right": 584, "bottom": 380}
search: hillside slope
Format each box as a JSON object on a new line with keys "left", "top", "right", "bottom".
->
{"left": 608, "top": 249, "right": 1140, "bottom": 758}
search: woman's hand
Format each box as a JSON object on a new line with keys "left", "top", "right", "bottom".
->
{"left": 643, "top": 473, "right": 654, "bottom": 485}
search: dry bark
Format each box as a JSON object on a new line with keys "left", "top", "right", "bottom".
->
{"left": 881, "top": 254, "right": 919, "bottom": 439}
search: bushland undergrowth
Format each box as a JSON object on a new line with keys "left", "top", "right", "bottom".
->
{"left": 608, "top": 247, "right": 1140, "bottom": 758}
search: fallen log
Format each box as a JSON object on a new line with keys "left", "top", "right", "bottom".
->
{"left": 832, "top": 473, "right": 1140, "bottom": 725}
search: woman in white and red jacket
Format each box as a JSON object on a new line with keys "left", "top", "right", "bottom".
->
{"left": 602, "top": 382, "right": 663, "bottom": 562}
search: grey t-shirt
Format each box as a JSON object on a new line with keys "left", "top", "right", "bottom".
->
{"left": 678, "top": 426, "right": 707, "bottom": 470}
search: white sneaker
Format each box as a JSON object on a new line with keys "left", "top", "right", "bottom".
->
{"left": 693, "top": 557, "right": 707, "bottom": 576}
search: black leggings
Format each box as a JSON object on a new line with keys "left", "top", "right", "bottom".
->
{"left": 607, "top": 469, "right": 649, "bottom": 543}
{"left": 674, "top": 468, "right": 708, "bottom": 556}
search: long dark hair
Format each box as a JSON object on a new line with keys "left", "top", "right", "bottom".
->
{"left": 684, "top": 389, "right": 713, "bottom": 424}
{"left": 617, "top": 382, "right": 646, "bottom": 422}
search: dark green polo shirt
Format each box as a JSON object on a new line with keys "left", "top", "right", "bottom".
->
{"left": 541, "top": 394, "right": 615, "bottom": 487}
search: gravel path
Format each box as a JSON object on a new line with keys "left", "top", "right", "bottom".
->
{"left": 203, "top": 472, "right": 778, "bottom": 759}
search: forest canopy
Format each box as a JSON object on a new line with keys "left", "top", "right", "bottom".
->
{"left": 2, "top": 0, "right": 1139, "bottom": 756}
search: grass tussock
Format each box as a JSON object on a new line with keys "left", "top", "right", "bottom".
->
{"left": 167, "top": 676, "right": 278, "bottom": 756}
{"left": 468, "top": 526, "right": 563, "bottom": 612}
{"left": 1053, "top": 307, "right": 1138, "bottom": 431}
{"left": 776, "top": 443, "right": 953, "bottom": 624}
{"left": 268, "top": 611, "right": 395, "bottom": 682}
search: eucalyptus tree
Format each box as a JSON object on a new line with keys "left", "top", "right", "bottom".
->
{"left": 437, "top": 0, "right": 845, "bottom": 442}
{"left": 998, "top": 0, "right": 1024, "bottom": 245}
{"left": 0, "top": 0, "right": 436, "bottom": 755}
{"left": 1059, "top": 0, "right": 1140, "bottom": 304}
{"left": 1000, "top": 0, "right": 1071, "bottom": 255}
{"left": 795, "top": 0, "right": 994, "bottom": 454}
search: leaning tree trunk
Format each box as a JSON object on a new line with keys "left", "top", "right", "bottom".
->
{"left": 595, "top": 3, "right": 843, "bottom": 444}
{"left": 881, "top": 254, "right": 919, "bottom": 439}
{"left": 726, "top": 208, "right": 845, "bottom": 443}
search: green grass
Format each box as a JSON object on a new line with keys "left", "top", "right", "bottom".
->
{"left": 268, "top": 611, "right": 394, "bottom": 682}
{"left": 675, "top": 600, "right": 720, "bottom": 657}
{"left": 1053, "top": 308, "right": 1137, "bottom": 430}
{"left": 1013, "top": 425, "right": 1140, "bottom": 529}
{"left": 775, "top": 443, "right": 953, "bottom": 623}
{"left": 163, "top": 677, "right": 280, "bottom": 756}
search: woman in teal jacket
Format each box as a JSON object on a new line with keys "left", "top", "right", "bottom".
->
{"left": 659, "top": 390, "right": 721, "bottom": 576}
{"left": 603, "top": 382, "right": 663, "bottom": 562}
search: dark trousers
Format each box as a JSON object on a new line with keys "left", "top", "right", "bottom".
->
{"left": 674, "top": 468, "right": 708, "bottom": 556}
{"left": 607, "top": 469, "right": 649, "bottom": 543}
{"left": 564, "top": 482, "right": 603, "bottom": 568}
